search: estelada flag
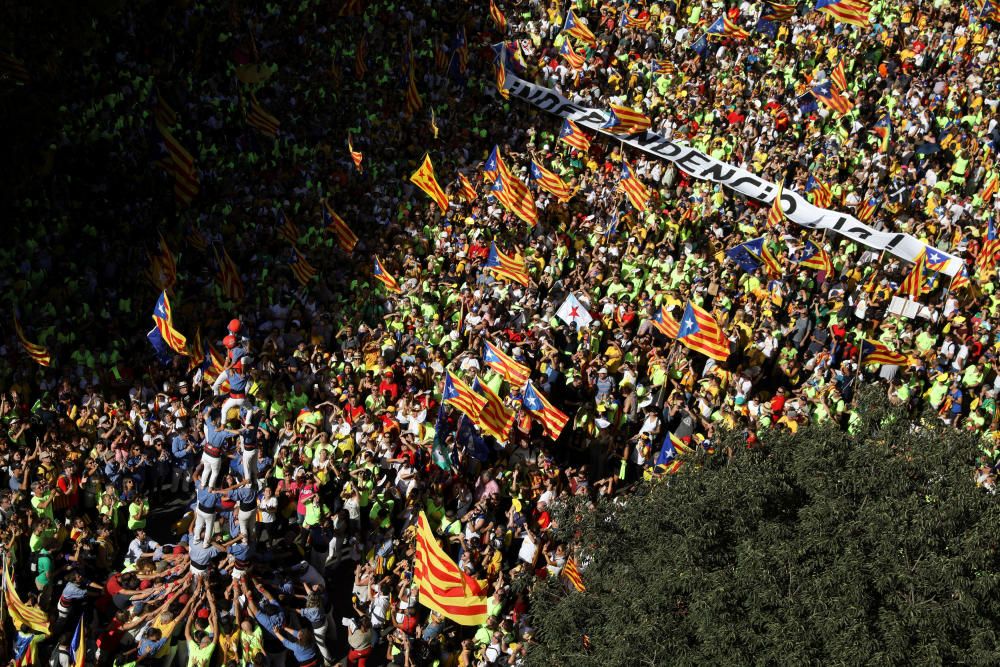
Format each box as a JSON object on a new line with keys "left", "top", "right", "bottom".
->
{"left": 373, "top": 256, "right": 402, "bottom": 293}
{"left": 601, "top": 103, "right": 651, "bottom": 134}
{"left": 676, "top": 302, "right": 730, "bottom": 362}
{"left": 489, "top": 0, "right": 507, "bottom": 31}
{"left": 492, "top": 153, "right": 539, "bottom": 226}
{"left": 619, "top": 163, "right": 650, "bottom": 212}
{"left": 562, "top": 10, "right": 597, "bottom": 47}
{"left": 323, "top": 201, "right": 359, "bottom": 252}
{"left": 482, "top": 339, "right": 530, "bottom": 387}
{"left": 457, "top": 173, "right": 477, "bottom": 201}
{"left": 529, "top": 160, "right": 574, "bottom": 202}
{"left": 443, "top": 371, "right": 487, "bottom": 421}
{"left": 13, "top": 317, "right": 52, "bottom": 367}
{"left": 559, "top": 119, "right": 591, "bottom": 152}
{"left": 521, "top": 381, "right": 569, "bottom": 440}
{"left": 410, "top": 154, "right": 450, "bottom": 214}
{"left": 471, "top": 376, "right": 515, "bottom": 442}
{"left": 766, "top": 182, "right": 785, "bottom": 228}
{"left": 414, "top": 512, "right": 488, "bottom": 625}
{"left": 898, "top": 251, "right": 926, "bottom": 300}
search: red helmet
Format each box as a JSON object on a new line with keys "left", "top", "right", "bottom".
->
{"left": 223, "top": 335, "right": 237, "bottom": 349}
{"left": 228, "top": 319, "right": 241, "bottom": 333}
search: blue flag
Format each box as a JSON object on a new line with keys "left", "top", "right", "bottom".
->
{"left": 147, "top": 327, "right": 172, "bottom": 365}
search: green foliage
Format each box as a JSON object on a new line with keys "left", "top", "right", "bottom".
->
{"left": 528, "top": 390, "right": 1000, "bottom": 666}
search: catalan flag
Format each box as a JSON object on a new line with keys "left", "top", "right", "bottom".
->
{"left": 562, "top": 10, "right": 597, "bottom": 47}
{"left": 323, "top": 201, "right": 359, "bottom": 252}
{"left": 676, "top": 302, "right": 730, "bottom": 362}
{"left": 152, "top": 291, "right": 187, "bottom": 354}
{"left": 619, "top": 6, "right": 651, "bottom": 29}
{"left": 831, "top": 60, "right": 848, "bottom": 92}
{"left": 483, "top": 340, "right": 530, "bottom": 387}
{"left": 484, "top": 242, "right": 531, "bottom": 287}
{"left": 414, "top": 512, "right": 488, "bottom": 625}
{"left": 405, "top": 55, "right": 423, "bottom": 115}
{"left": 187, "top": 225, "right": 209, "bottom": 252}
{"left": 898, "top": 251, "right": 926, "bottom": 300}
{"left": 810, "top": 81, "right": 854, "bottom": 115}
{"left": 601, "top": 103, "right": 652, "bottom": 135}
{"left": 495, "top": 56, "right": 509, "bottom": 99}
{"left": 204, "top": 341, "right": 227, "bottom": 386}
{"left": 793, "top": 240, "right": 834, "bottom": 275}
{"left": 186, "top": 327, "right": 205, "bottom": 372}
{"left": 806, "top": 174, "right": 833, "bottom": 208}
{"left": 493, "top": 153, "right": 539, "bottom": 227}
{"left": 562, "top": 557, "right": 586, "bottom": 592}
{"left": 725, "top": 237, "right": 766, "bottom": 273}
{"left": 410, "top": 154, "right": 450, "bottom": 214}
{"left": 814, "top": 0, "right": 871, "bottom": 26}
{"left": 767, "top": 182, "right": 786, "bottom": 228}
{"left": 856, "top": 196, "right": 879, "bottom": 223}
{"left": 560, "top": 41, "right": 586, "bottom": 70}
{"left": 348, "top": 135, "right": 364, "bottom": 172}
{"left": 455, "top": 28, "right": 469, "bottom": 74}
{"left": 860, "top": 339, "right": 908, "bottom": 366}
{"left": 950, "top": 265, "right": 971, "bottom": 291}
{"left": 872, "top": 114, "right": 891, "bottom": 152}
{"left": 760, "top": 242, "right": 783, "bottom": 276}
{"left": 471, "top": 377, "right": 515, "bottom": 442}
{"left": 4, "top": 561, "right": 50, "bottom": 634}
{"left": 277, "top": 213, "right": 300, "bottom": 245}
{"left": 289, "top": 248, "right": 318, "bottom": 286}
{"left": 762, "top": 1, "right": 797, "bottom": 20}
{"left": 981, "top": 175, "right": 998, "bottom": 204}
{"left": 619, "top": 163, "right": 650, "bottom": 212}
{"left": 706, "top": 15, "right": 750, "bottom": 39}
{"left": 924, "top": 245, "right": 951, "bottom": 272}
{"left": 979, "top": 218, "right": 1000, "bottom": 274}
{"left": 655, "top": 432, "right": 693, "bottom": 474}
{"left": 13, "top": 318, "right": 51, "bottom": 367}
{"left": 650, "top": 59, "right": 675, "bottom": 75}
{"left": 650, "top": 306, "right": 681, "bottom": 338}
{"left": 489, "top": 0, "right": 507, "bottom": 31}
{"left": 483, "top": 145, "right": 499, "bottom": 182}
{"left": 443, "top": 372, "right": 488, "bottom": 421}
{"left": 70, "top": 615, "right": 86, "bottom": 667}
{"left": 559, "top": 119, "right": 592, "bottom": 152}
{"left": 529, "top": 160, "right": 574, "bottom": 202}
{"left": 458, "top": 173, "right": 477, "bottom": 201}
{"left": 147, "top": 233, "right": 177, "bottom": 291}
{"left": 522, "top": 381, "right": 569, "bottom": 440}
{"left": 155, "top": 119, "right": 200, "bottom": 205}
{"left": 153, "top": 88, "right": 178, "bottom": 127}
{"left": 214, "top": 246, "right": 245, "bottom": 302}
{"left": 355, "top": 38, "right": 367, "bottom": 79}
{"left": 246, "top": 95, "right": 280, "bottom": 137}
{"left": 373, "top": 256, "right": 402, "bottom": 293}
{"left": 12, "top": 629, "right": 42, "bottom": 666}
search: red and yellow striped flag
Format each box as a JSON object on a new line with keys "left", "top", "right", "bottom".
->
{"left": 529, "top": 160, "right": 574, "bottom": 202}
{"left": 562, "top": 557, "right": 586, "bottom": 592}
{"left": 277, "top": 213, "right": 300, "bottom": 245}
{"left": 602, "top": 103, "right": 652, "bottom": 134}
{"left": 147, "top": 233, "right": 177, "bottom": 291}
{"left": 414, "top": 512, "right": 488, "bottom": 625}
{"left": 898, "top": 251, "right": 926, "bottom": 300}
{"left": 4, "top": 561, "right": 50, "bottom": 634}
{"left": 767, "top": 183, "right": 785, "bottom": 228}
{"left": 348, "top": 135, "right": 364, "bottom": 173}
{"left": 982, "top": 175, "right": 998, "bottom": 204}
{"left": 13, "top": 318, "right": 52, "bottom": 367}
{"left": 493, "top": 153, "right": 539, "bottom": 226}
{"left": 495, "top": 56, "right": 509, "bottom": 99}
{"left": 619, "top": 163, "right": 650, "bottom": 212}
{"left": 815, "top": 0, "right": 871, "bottom": 27}
{"left": 831, "top": 60, "right": 848, "bottom": 92}
{"left": 443, "top": 372, "right": 488, "bottom": 421}
{"left": 457, "top": 173, "right": 477, "bottom": 201}
{"left": 559, "top": 119, "right": 591, "bottom": 152}
{"left": 410, "top": 154, "right": 450, "bottom": 213}
{"left": 373, "top": 256, "right": 402, "bottom": 293}
{"left": 289, "top": 248, "right": 318, "bottom": 286}
{"left": 405, "top": 56, "right": 423, "bottom": 115}
{"left": 323, "top": 201, "right": 359, "bottom": 253}
{"left": 247, "top": 95, "right": 280, "bottom": 137}
{"left": 521, "top": 381, "right": 569, "bottom": 440}
{"left": 155, "top": 119, "right": 200, "bottom": 205}
{"left": 355, "top": 38, "right": 367, "bottom": 79}
{"left": 482, "top": 340, "right": 530, "bottom": 386}
{"left": 214, "top": 247, "right": 245, "bottom": 302}
{"left": 489, "top": 0, "right": 507, "bottom": 32}
{"left": 471, "top": 377, "right": 515, "bottom": 442}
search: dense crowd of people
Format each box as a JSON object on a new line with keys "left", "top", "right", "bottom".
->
{"left": 2, "top": 0, "right": 1000, "bottom": 664}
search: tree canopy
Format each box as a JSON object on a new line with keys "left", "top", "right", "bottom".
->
{"left": 528, "top": 391, "right": 1000, "bottom": 666}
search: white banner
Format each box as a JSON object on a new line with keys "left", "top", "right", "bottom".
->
{"left": 499, "top": 58, "right": 960, "bottom": 276}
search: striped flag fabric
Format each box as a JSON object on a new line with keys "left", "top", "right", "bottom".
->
{"left": 898, "top": 251, "right": 926, "bottom": 300}
{"left": 619, "top": 163, "right": 650, "bottom": 212}
{"left": 434, "top": 39, "right": 448, "bottom": 71}
{"left": 872, "top": 115, "right": 891, "bottom": 152}
{"left": 12, "top": 630, "right": 41, "bottom": 667}
{"left": 247, "top": 95, "right": 280, "bottom": 136}
{"left": 562, "top": 10, "right": 597, "bottom": 47}
{"left": 559, "top": 119, "right": 592, "bottom": 152}
{"left": 529, "top": 160, "right": 574, "bottom": 202}
{"left": 977, "top": 218, "right": 1000, "bottom": 274}
{"left": 562, "top": 557, "right": 586, "bottom": 591}
{"left": 793, "top": 240, "right": 834, "bottom": 275}
{"left": 650, "top": 59, "right": 675, "bottom": 75}
{"left": 152, "top": 291, "right": 187, "bottom": 354}
{"left": 289, "top": 248, "right": 318, "bottom": 286}
{"left": 489, "top": 0, "right": 507, "bottom": 31}
{"left": 762, "top": 1, "right": 797, "bottom": 20}
{"left": 601, "top": 103, "right": 652, "bottom": 134}
{"left": 457, "top": 173, "right": 477, "bottom": 201}
{"left": 924, "top": 245, "right": 950, "bottom": 272}
{"left": 856, "top": 196, "right": 880, "bottom": 223}
{"left": 656, "top": 432, "right": 693, "bottom": 474}
{"left": 455, "top": 28, "right": 469, "bottom": 73}
{"left": 560, "top": 41, "right": 586, "bottom": 70}
{"left": 471, "top": 376, "right": 515, "bottom": 442}
{"left": 13, "top": 318, "right": 52, "bottom": 367}
{"left": 414, "top": 512, "right": 488, "bottom": 625}
{"left": 760, "top": 243, "right": 783, "bottom": 276}
{"left": 153, "top": 88, "right": 178, "bottom": 127}
{"left": 814, "top": 0, "right": 871, "bottom": 26}
{"left": 831, "top": 60, "right": 848, "bottom": 92}
{"left": 348, "top": 135, "right": 364, "bottom": 172}
{"left": 4, "top": 561, "right": 50, "bottom": 634}
{"left": 707, "top": 15, "right": 750, "bottom": 39}
{"left": 495, "top": 56, "right": 509, "bottom": 99}
{"left": 373, "top": 256, "right": 402, "bottom": 293}
{"left": 483, "top": 340, "right": 530, "bottom": 386}
{"left": 767, "top": 183, "right": 785, "bottom": 228}
{"left": 981, "top": 175, "right": 998, "bottom": 204}
{"left": 277, "top": 213, "right": 300, "bottom": 245}
{"left": 204, "top": 342, "right": 227, "bottom": 386}
{"left": 443, "top": 372, "right": 488, "bottom": 421}
{"left": 810, "top": 81, "right": 854, "bottom": 115}
{"left": 950, "top": 265, "right": 971, "bottom": 291}
{"left": 492, "top": 153, "right": 539, "bottom": 227}
{"left": 805, "top": 174, "right": 833, "bottom": 208}
{"left": 323, "top": 201, "right": 359, "bottom": 252}
{"left": 71, "top": 615, "right": 86, "bottom": 667}
{"left": 155, "top": 119, "right": 200, "bottom": 205}
{"left": 214, "top": 247, "right": 245, "bottom": 302}
{"left": 619, "top": 6, "right": 651, "bottom": 29}
{"left": 651, "top": 306, "right": 681, "bottom": 338}
{"left": 339, "top": 0, "right": 363, "bottom": 16}
{"left": 410, "top": 154, "right": 450, "bottom": 214}
{"left": 147, "top": 233, "right": 177, "bottom": 291}
{"left": 860, "top": 340, "right": 908, "bottom": 366}
{"left": 186, "top": 327, "right": 205, "bottom": 372}
{"left": 482, "top": 145, "right": 499, "bottom": 182}
{"left": 521, "top": 381, "right": 569, "bottom": 440}
{"left": 405, "top": 55, "right": 422, "bottom": 115}
{"left": 484, "top": 242, "right": 531, "bottom": 286}
{"left": 186, "top": 226, "right": 209, "bottom": 252}
{"left": 676, "top": 302, "right": 730, "bottom": 362}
